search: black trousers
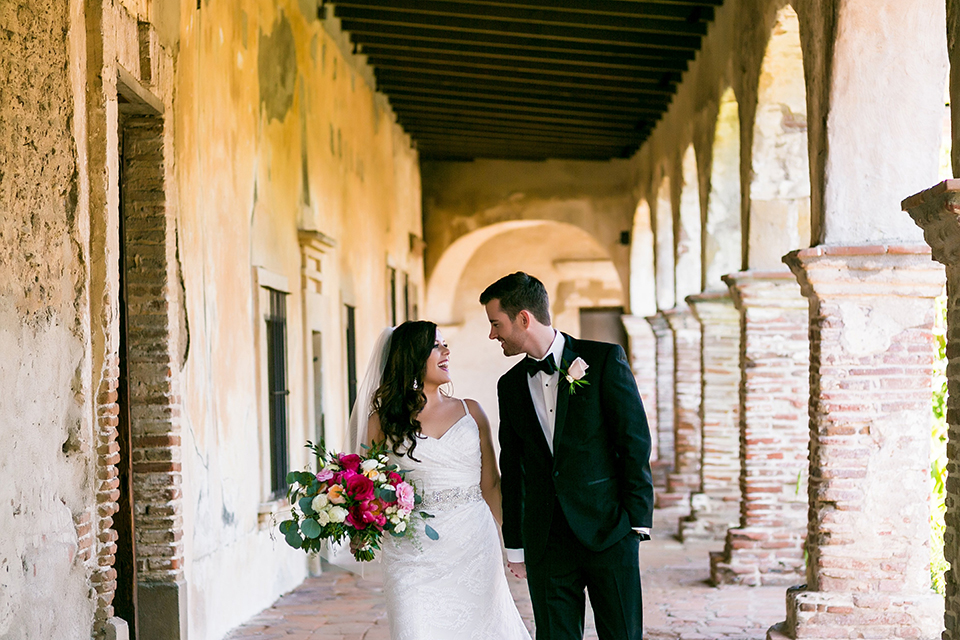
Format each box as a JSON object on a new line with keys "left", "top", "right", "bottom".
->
{"left": 525, "top": 501, "right": 643, "bottom": 640}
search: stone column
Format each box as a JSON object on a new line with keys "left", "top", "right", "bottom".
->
{"left": 647, "top": 312, "right": 677, "bottom": 500}
{"left": 679, "top": 292, "right": 741, "bottom": 541}
{"left": 622, "top": 315, "right": 659, "bottom": 463}
{"left": 771, "top": 244, "right": 945, "bottom": 640}
{"left": 710, "top": 272, "right": 808, "bottom": 586}
{"left": 906, "top": 182, "right": 960, "bottom": 640}
{"left": 663, "top": 306, "right": 703, "bottom": 502}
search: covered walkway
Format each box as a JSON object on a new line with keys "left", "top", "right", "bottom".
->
{"left": 224, "top": 507, "right": 784, "bottom": 640}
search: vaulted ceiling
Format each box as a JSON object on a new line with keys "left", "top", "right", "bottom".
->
{"left": 329, "top": 0, "right": 722, "bottom": 161}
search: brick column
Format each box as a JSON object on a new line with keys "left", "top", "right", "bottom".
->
{"left": 768, "top": 244, "right": 945, "bottom": 640}
{"left": 622, "top": 315, "right": 660, "bottom": 463}
{"left": 122, "top": 117, "right": 188, "bottom": 639}
{"left": 906, "top": 182, "right": 960, "bottom": 640}
{"left": 663, "top": 306, "right": 703, "bottom": 501}
{"left": 680, "top": 292, "right": 741, "bottom": 541}
{"left": 647, "top": 312, "right": 677, "bottom": 500}
{"left": 710, "top": 272, "right": 809, "bottom": 586}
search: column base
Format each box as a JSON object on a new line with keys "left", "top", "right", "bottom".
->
{"left": 138, "top": 579, "right": 188, "bottom": 640}
{"left": 678, "top": 492, "right": 739, "bottom": 542}
{"left": 774, "top": 585, "right": 944, "bottom": 639}
{"left": 710, "top": 526, "right": 805, "bottom": 586}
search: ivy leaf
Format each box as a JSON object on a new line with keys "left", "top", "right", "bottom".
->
{"left": 301, "top": 518, "right": 322, "bottom": 539}
{"left": 424, "top": 524, "right": 439, "bottom": 541}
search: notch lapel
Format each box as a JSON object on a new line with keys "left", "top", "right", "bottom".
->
{"left": 552, "top": 336, "right": 579, "bottom": 451}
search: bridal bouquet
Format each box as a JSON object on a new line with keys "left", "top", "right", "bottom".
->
{"left": 279, "top": 441, "right": 437, "bottom": 561}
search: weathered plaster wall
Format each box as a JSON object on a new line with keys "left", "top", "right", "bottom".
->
{"left": 172, "top": 3, "right": 422, "bottom": 638}
{"left": 421, "top": 158, "right": 635, "bottom": 310}
{"left": 0, "top": 1, "right": 96, "bottom": 636}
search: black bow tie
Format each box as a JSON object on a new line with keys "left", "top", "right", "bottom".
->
{"left": 525, "top": 354, "right": 558, "bottom": 377}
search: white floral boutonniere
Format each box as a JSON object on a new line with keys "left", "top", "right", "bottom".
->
{"left": 560, "top": 357, "right": 590, "bottom": 395}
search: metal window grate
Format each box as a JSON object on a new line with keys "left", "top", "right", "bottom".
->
{"left": 346, "top": 305, "right": 358, "bottom": 412}
{"left": 266, "top": 289, "right": 289, "bottom": 497}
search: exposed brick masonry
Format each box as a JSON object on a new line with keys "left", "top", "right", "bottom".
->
{"left": 774, "top": 244, "right": 945, "bottom": 640}
{"left": 122, "top": 117, "right": 185, "bottom": 582}
{"left": 664, "top": 306, "right": 704, "bottom": 497}
{"left": 647, "top": 312, "right": 677, "bottom": 497}
{"left": 711, "top": 272, "right": 809, "bottom": 586}
{"left": 681, "top": 292, "right": 741, "bottom": 541}
{"left": 622, "top": 315, "right": 660, "bottom": 464}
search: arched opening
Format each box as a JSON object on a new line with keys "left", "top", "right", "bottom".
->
{"left": 705, "top": 88, "right": 742, "bottom": 289}
{"left": 677, "top": 144, "right": 702, "bottom": 300}
{"left": 629, "top": 199, "right": 656, "bottom": 317}
{"left": 747, "top": 4, "right": 810, "bottom": 271}
{"left": 425, "top": 221, "right": 625, "bottom": 429}
{"left": 654, "top": 174, "right": 676, "bottom": 310}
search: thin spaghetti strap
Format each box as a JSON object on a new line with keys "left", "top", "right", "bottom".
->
{"left": 459, "top": 397, "right": 469, "bottom": 418}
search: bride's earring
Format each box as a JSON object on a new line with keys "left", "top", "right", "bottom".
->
{"left": 412, "top": 379, "right": 421, "bottom": 391}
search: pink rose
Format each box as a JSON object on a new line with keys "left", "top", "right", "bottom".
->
{"left": 344, "top": 472, "right": 375, "bottom": 502}
{"left": 566, "top": 357, "right": 589, "bottom": 381}
{"left": 316, "top": 469, "right": 334, "bottom": 483}
{"left": 395, "top": 482, "right": 415, "bottom": 511}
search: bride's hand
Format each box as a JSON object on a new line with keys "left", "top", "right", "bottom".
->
{"left": 507, "top": 561, "right": 526, "bottom": 580}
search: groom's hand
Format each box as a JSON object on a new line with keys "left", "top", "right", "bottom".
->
{"left": 507, "top": 561, "right": 527, "bottom": 579}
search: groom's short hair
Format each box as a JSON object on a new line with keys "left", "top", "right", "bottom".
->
{"left": 480, "top": 272, "right": 551, "bottom": 325}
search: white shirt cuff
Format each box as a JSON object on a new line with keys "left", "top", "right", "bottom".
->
{"left": 506, "top": 548, "right": 525, "bottom": 563}
{"left": 633, "top": 527, "right": 651, "bottom": 535}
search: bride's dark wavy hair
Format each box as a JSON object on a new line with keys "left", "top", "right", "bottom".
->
{"left": 372, "top": 320, "right": 437, "bottom": 461}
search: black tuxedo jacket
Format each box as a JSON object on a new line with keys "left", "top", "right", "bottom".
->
{"left": 498, "top": 333, "right": 654, "bottom": 565}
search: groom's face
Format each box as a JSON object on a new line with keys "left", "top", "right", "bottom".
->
{"left": 484, "top": 299, "right": 525, "bottom": 357}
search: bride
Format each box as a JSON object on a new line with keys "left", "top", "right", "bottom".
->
{"left": 352, "top": 320, "right": 532, "bottom": 640}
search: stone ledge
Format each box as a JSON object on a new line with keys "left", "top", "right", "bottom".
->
{"left": 900, "top": 178, "right": 960, "bottom": 210}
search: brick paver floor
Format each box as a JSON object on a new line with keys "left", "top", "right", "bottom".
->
{"left": 225, "top": 507, "right": 785, "bottom": 640}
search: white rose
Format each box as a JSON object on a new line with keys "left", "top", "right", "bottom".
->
{"left": 567, "top": 357, "right": 589, "bottom": 381}
{"left": 328, "top": 506, "right": 348, "bottom": 523}
{"left": 361, "top": 458, "right": 380, "bottom": 473}
{"left": 315, "top": 509, "right": 331, "bottom": 526}
{"left": 311, "top": 494, "right": 329, "bottom": 511}
{"left": 394, "top": 521, "right": 406, "bottom": 533}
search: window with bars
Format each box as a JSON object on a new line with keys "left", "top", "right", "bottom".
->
{"left": 266, "top": 288, "right": 289, "bottom": 497}
{"left": 388, "top": 266, "right": 398, "bottom": 326}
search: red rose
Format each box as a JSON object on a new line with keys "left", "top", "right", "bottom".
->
{"left": 338, "top": 453, "right": 362, "bottom": 472}
{"left": 344, "top": 472, "right": 375, "bottom": 502}
{"left": 388, "top": 472, "right": 403, "bottom": 486}
{"left": 346, "top": 504, "right": 368, "bottom": 530}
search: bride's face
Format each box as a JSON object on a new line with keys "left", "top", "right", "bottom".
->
{"left": 423, "top": 329, "right": 452, "bottom": 387}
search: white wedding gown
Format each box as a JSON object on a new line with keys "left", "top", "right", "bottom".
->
{"left": 382, "top": 400, "right": 532, "bottom": 640}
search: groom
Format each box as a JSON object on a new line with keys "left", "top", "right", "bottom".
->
{"left": 481, "top": 272, "right": 654, "bottom": 640}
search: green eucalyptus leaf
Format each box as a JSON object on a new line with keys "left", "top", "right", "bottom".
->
{"left": 286, "top": 471, "right": 299, "bottom": 485}
{"left": 299, "top": 496, "right": 316, "bottom": 515}
{"left": 300, "top": 518, "right": 322, "bottom": 539}
{"left": 378, "top": 487, "right": 397, "bottom": 503}
{"left": 414, "top": 494, "right": 423, "bottom": 505}
{"left": 424, "top": 524, "right": 439, "bottom": 540}
{"left": 279, "top": 519, "right": 296, "bottom": 535}
{"left": 284, "top": 530, "right": 303, "bottom": 549}
{"left": 419, "top": 511, "right": 434, "bottom": 519}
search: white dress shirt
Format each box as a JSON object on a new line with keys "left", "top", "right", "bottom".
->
{"left": 505, "top": 331, "right": 649, "bottom": 564}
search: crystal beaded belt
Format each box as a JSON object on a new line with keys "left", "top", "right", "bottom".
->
{"left": 420, "top": 485, "right": 483, "bottom": 511}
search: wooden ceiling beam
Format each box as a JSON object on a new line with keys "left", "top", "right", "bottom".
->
{"left": 397, "top": 115, "right": 646, "bottom": 141}
{"left": 340, "top": 22, "right": 697, "bottom": 59}
{"left": 337, "top": 0, "right": 715, "bottom": 22}
{"left": 334, "top": 11, "right": 704, "bottom": 49}
{"left": 373, "top": 67, "right": 675, "bottom": 97}
{"left": 355, "top": 38, "right": 691, "bottom": 73}
{"left": 380, "top": 86, "right": 666, "bottom": 117}
{"left": 333, "top": 1, "right": 710, "bottom": 36}
{"left": 364, "top": 53, "right": 682, "bottom": 84}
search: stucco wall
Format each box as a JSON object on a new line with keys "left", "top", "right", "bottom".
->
{"left": 172, "top": 3, "right": 422, "bottom": 638}
{"left": 0, "top": 1, "right": 97, "bottom": 637}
